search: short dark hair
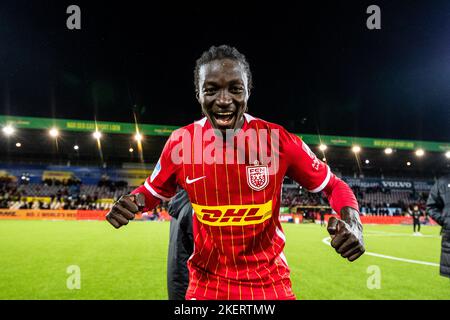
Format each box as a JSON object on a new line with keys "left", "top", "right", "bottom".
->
{"left": 194, "top": 45, "right": 253, "bottom": 93}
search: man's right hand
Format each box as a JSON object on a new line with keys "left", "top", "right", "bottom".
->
{"left": 106, "top": 193, "right": 146, "bottom": 229}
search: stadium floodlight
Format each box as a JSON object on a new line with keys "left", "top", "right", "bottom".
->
{"left": 415, "top": 149, "right": 425, "bottom": 157}
{"left": 49, "top": 128, "right": 59, "bottom": 138}
{"left": 129, "top": 148, "right": 134, "bottom": 153}
{"left": 406, "top": 161, "right": 411, "bottom": 166}
{"left": 446, "top": 151, "right": 450, "bottom": 159}
{"left": 73, "top": 145, "right": 79, "bottom": 150}
{"left": 134, "top": 132, "right": 143, "bottom": 142}
{"left": 384, "top": 148, "right": 393, "bottom": 155}
{"left": 15, "top": 142, "right": 21, "bottom": 148}
{"left": 318, "top": 144, "right": 327, "bottom": 151}
{"left": 93, "top": 131, "right": 102, "bottom": 140}
{"left": 2, "top": 125, "right": 15, "bottom": 136}
{"left": 351, "top": 145, "right": 361, "bottom": 153}
{"left": 365, "top": 159, "right": 370, "bottom": 164}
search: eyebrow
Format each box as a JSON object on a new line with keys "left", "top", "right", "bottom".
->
{"left": 228, "top": 79, "right": 245, "bottom": 86}
{"left": 202, "top": 79, "right": 245, "bottom": 87}
{"left": 202, "top": 81, "right": 219, "bottom": 88}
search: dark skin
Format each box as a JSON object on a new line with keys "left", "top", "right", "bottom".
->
{"left": 106, "top": 193, "right": 146, "bottom": 228}
{"left": 196, "top": 59, "right": 249, "bottom": 136}
{"left": 106, "top": 58, "right": 365, "bottom": 262}
{"left": 328, "top": 207, "right": 365, "bottom": 262}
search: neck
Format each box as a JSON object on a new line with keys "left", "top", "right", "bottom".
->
{"left": 234, "top": 114, "right": 245, "bottom": 130}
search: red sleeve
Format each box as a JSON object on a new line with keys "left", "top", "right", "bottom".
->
{"left": 131, "top": 131, "right": 180, "bottom": 211}
{"left": 130, "top": 185, "right": 161, "bottom": 213}
{"left": 282, "top": 128, "right": 358, "bottom": 215}
{"left": 283, "top": 129, "right": 330, "bottom": 192}
{"left": 322, "top": 174, "right": 359, "bottom": 215}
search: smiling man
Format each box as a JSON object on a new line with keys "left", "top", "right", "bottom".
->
{"left": 106, "top": 45, "right": 365, "bottom": 300}
{"left": 194, "top": 53, "right": 249, "bottom": 134}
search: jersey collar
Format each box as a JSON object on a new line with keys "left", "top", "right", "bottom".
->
{"left": 195, "top": 113, "right": 254, "bottom": 129}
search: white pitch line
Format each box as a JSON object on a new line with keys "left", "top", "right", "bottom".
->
{"left": 365, "top": 234, "right": 439, "bottom": 238}
{"left": 365, "top": 231, "right": 440, "bottom": 238}
{"left": 322, "top": 237, "right": 439, "bottom": 267}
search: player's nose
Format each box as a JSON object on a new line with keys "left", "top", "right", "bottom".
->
{"left": 216, "top": 90, "right": 233, "bottom": 106}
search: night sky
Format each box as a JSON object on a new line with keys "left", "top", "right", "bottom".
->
{"left": 0, "top": 0, "right": 449, "bottom": 142}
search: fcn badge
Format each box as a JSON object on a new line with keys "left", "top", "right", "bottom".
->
{"left": 246, "top": 163, "right": 269, "bottom": 191}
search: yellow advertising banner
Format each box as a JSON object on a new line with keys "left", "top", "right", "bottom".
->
{"left": 116, "top": 169, "right": 152, "bottom": 186}
{"left": 0, "top": 170, "right": 10, "bottom": 177}
{"left": 97, "top": 198, "right": 115, "bottom": 203}
{"left": 42, "top": 171, "right": 74, "bottom": 182}
{"left": 0, "top": 170, "right": 17, "bottom": 182}
{"left": 0, "top": 209, "right": 78, "bottom": 220}
{"left": 24, "top": 197, "right": 52, "bottom": 203}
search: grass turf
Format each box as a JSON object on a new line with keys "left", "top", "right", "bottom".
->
{"left": 0, "top": 220, "right": 449, "bottom": 299}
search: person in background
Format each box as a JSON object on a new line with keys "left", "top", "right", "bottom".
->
{"left": 319, "top": 208, "right": 326, "bottom": 227}
{"left": 166, "top": 189, "right": 193, "bottom": 300}
{"left": 411, "top": 205, "right": 422, "bottom": 236}
{"left": 426, "top": 174, "right": 450, "bottom": 279}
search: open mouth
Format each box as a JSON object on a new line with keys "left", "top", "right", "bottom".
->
{"left": 213, "top": 111, "right": 235, "bottom": 128}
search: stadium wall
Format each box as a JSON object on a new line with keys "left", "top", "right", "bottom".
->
{"left": 0, "top": 209, "right": 438, "bottom": 225}
{"left": 0, "top": 209, "right": 109, "bottom": 220}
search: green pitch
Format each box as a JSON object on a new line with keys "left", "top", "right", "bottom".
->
{"left": 0, "top": 220, "right": 449, "bottom": 299}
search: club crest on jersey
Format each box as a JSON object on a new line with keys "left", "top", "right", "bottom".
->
{"left": 246, "top": 161, "right": 269, "bottom": 191}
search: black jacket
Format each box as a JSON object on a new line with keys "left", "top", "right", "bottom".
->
{"left": 167, "top": 189, "right": 193, "bottom": 300}
{"left": 426, "top": 174, "right": 450, "bottom": 278}
{"left": 411, "top": 210, "right": 422, "bottom": 221}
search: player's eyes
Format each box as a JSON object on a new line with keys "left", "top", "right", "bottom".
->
{"left": 230, "top": 87, "right": 244, "bottom": 94}
{"left": 203, "top": 88, "right": 217, "bottom": 95}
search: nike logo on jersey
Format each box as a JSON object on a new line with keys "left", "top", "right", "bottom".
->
{"left": 186, "top": 176, "right": 206, "bottom": 184}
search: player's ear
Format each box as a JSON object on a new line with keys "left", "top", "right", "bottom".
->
{"left": 195, "top": 90, "right": 201, "bottom": 103}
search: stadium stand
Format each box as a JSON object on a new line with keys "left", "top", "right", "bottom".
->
{"left": 0, "top": 177, "right": 429, "bottom": 217}
{"left": 281, "top": 175, "right": 431, "bottom": 217}
{"left": 0, "top": 181, "right": 133, "bottom": 210}
{"left": 0, "top": 161, "right": 440, "bottom": 224}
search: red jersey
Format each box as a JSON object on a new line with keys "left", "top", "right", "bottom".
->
{"left": 132, "top": 113, "right": 357, "bottom": 300}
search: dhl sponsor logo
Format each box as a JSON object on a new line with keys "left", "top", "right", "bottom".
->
{"left": 191, "top": 201, "right": 272, "bottom": 226}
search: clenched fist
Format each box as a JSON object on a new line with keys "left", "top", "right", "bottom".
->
{"left": 106, "top": 193, "right": 146, "bottom": 229}
{"left": 327, "top": 207, "right": 365, "bottom": 262}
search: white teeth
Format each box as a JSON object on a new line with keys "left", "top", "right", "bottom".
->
{"left": 216, "top": 112, "right": 233, "bottom": 116}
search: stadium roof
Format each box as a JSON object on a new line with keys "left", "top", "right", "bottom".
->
{"left": 2, "top": 115, "right": 449, "bottom": 152}
{"left": 0, "top": 115, "right": 448, "bottom": 179}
